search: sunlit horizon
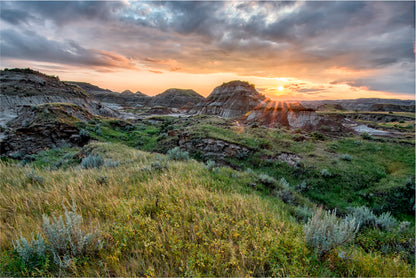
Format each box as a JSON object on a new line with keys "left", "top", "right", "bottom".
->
{"left": 1, "top": 1, "right": 414, "bottom": 100}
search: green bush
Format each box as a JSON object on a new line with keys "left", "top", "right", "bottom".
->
{"left": 12, "top": 233, "right": 47, "bottom": 269}
{"left": 360, "top": 132, "right": 373, "bottom": 140}
{"left": 80, "top": 154, "right": 104, "bottom": 169}
{"left": 151, "top": 160, "right": 168, "bottom": 171}
{"left": 311, "top": 131, "right": 326, "bottom": 141}
{"left": 12, "top": 204, "right": 102, "bottom": 269}
{"left": 167, "top": 147, "right": 189, "bottom": 161}
{"left": 294, "top": 205, "right": 313, "bottom": 223}
{"left": 104, "top": 159, "right": 120, "bottom": 168}
{"left": 42, "top": 204, "right": 101, "bottom": 268}
{"left": 205, "top": 160, "right": 216, "bottom": 172}
{"left": 304, "top": 207, "right": 359, "bottom": 259}
{"left": 279, "top": 177, "right": 290, "bottom": 189}
{"left": 346, "top": 206, "right": 377, "bottom": 230}
{"left": 24, "top": 169, "right": 45, "bottom": 184}
{"left": 320, "top": 169, "right": 332, "bottom": 178}
{"left": 347, "top": 206, "right": 398, "bottom": 232}
{"left": 258, "top": 173, "right": 276, "bottom": 186}
{"left": 79, "top": 129, "right": 90, "bottom": 142}
{"left": 375, "top": 212, "right": 398, "bottom": 232}
{"left": 340, "top": 154, "right": 353, "bottom": 161}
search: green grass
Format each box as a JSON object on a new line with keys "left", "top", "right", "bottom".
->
{"left": 1, "top": 142, "right": 414, "bottom": 276}
{"left": 69, "top": 116, "right": 414, "bottom": 220}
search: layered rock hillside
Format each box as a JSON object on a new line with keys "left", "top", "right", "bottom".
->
{"left": 191, "top": 81, "right": 265, "bottom": 118}
{"left": 149, "top": 88, "right": 204, "bottom": 109}
{"left": 245, "top": 101, "right": 320, "bottom": 129}
{"left": 0, "top": 68, "right": 115, "bottom": 126}
{"left": 70, "top": 82, "right": 151, "bottom": 109}
{"left": 1, "top": 103, "right": 94, "bottom": 157}
{"left": 192, "top": 80, "right": 320, "bottom": 129}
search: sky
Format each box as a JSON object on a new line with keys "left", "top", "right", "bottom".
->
{"left": 0, "top": 0, "right": 415, "bottom": 100}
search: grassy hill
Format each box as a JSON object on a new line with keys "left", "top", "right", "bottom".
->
{"left": 1, "top": 139, "right": 414, "bottom": 276}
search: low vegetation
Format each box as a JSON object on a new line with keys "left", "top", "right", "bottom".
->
{"left": 1, "top": 112, "right": 414, "bottom": 276}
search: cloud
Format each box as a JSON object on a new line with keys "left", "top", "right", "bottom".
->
{"left": 0, "top": 1, "right": 414, "bottom": 96}
{"left": 0, "top": 8, "right": 36, "bottom": 25}
{"left": 0, "top": 1, "right": 125, "bottom": 26}
{"left": 0, "top": 29, "right": 134, "bottom": 69}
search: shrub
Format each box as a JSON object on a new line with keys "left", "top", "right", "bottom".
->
{"left": 42, "top": 204, "right": 101, "bottom": 268}
{"left": 398, "top": 221, "right": 411, "bottom": 233}
{"left": 347, "top": 206, "right": 398, "bottom": 232}
{"left": 346, "top": 206, "right": 377, "bottom": 230}
{"left": 311, "top": 131, "right": 326, "bottom": 141}
{"left": 104, "top": 159, "right": 120, "bottom": 168}
{"left": 151, "top": 160, "right": 168, "bottom": 171}
{"left": 320, "top": 169, "right": 332, "bottom": 178}
{"left": 167, "top": 147, "right": 189, "bottom": 161}
{"left": 13, "top": 204, "right": 101, "bottom": 269}
{"left": 96, "top": 176, "right": 108, "bottom": 185}
{"left": 205, "top": 160, "right": 216, "bottom": 172}
{"left": 12, "top": 233, "right": 47, "bottom": 269}
{"left": 79, "top": 129, "right": 90, "bottom": 142}
{"left": 294, "top": 205, "right": 313, "bottom": 223}
{"left": 304, "top": 207, "right": 359, "bottom": 259}
{"left": 244, "top": 168, "right": 255, "bottom": 176}
{"left": 80, "top": 154, "right": 104, "bottom": 169}
{"left": 258, "top": 173, "right": 276, "bottom": 186}
{"left": 340, "top": 154, "right": 353, "bottom": 161}
{"left": 375, "top": 212, "right": 398, "bottom": 232}
{"left": 279, "top": 177, "right": 290, "bottom": 189}
{"left": 25, "top": 169, "right": 45, "bottom": 184}
{"left": 295, "top": 181, "right": 308, "bottom": 193}
{"left": 361, "top": 132, "right": 373, "bottom": 140}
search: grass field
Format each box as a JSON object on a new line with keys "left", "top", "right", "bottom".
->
{"left": 1, "top": 114, "right": 414, "bottom": 276}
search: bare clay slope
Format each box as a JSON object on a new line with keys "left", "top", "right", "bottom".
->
{"left": 0, "top": 68, "right": 115, "bottom": 126}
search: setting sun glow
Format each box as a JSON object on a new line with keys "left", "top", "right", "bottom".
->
{"left": 278, "top": 86, "right": 284, "bottom": 91}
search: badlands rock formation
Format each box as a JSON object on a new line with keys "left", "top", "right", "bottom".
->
{"left": 0, "top": 68, "right": 115, "bottom": 126}
{"left": 149, "top": 88, "right": 204, "bottom": 109}
{"left": 192, "top": 81, "right": 265, "bottom": 118}
{"left": 193, "top": 80, "right": 320, "bottom": 129}
{"left": 1, "top": 103, "right": 94, "bottom": 157}
{"left": 71, "top": 82, "right": 151, "bottom": 109}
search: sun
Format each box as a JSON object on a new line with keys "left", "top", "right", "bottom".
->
{"left": 277, "top": 86, "right": 284, "bottom": 91}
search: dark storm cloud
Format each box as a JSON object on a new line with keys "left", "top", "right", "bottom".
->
{"left": 0, "top": 1, "right": 125, "bottom": 26}
{"left": 0, "top": 29, "right": 133, "bottom": 69}
{"left": 0, "top": 8, "right": 36, "bottom": 25}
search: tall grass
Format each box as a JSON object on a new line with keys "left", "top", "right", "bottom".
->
{"left": 0, "top": 142, "right": 414, "bottom": 277}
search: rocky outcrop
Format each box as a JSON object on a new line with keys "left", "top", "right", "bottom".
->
{"left": 149, "top": 88, "right": 204, "bottom": 109}
{"left": 0, "top": 68, "right": 116, "bottom": 127}
{"left": 1, "top": 103, "right": 94, "bottom": 158}
{"left": 144, "top": 106, "right": 175, "bottom": 115}
{"left": 178, "top": 133, "right": 251, "bottom": 162}
{"left": 191, "top": 81, "right": 320, "bottom": 129}
{"left": 245, "top": 101, "right": 320, "bottom": 129}
{"left": 191, "top": 81, "right": 265, "bottom": 118}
